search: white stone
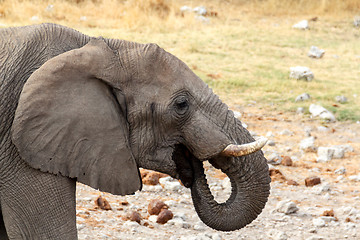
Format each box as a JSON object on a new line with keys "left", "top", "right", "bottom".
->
{"left": 334, "top": 167, "right": 346, "bottom": 174}
{"left": 313, "top": 218, "right": 326, "bottom": 227}
{"left": 354, "top": 16, "right": 360, "bottom": 27}
{"left": 331, "top": 147, "right": 345, "bottom": 159}
{"left": 267, "top": 153, "right": 282, "bottom": 165}
{"left": 349, "top": 174, "right": 360, "bottom": 182}
{"left": 276, "top": 200, "right": 299, "bottom": 214}
{"left": 80, "top": 16, "right": 87, "bottom": 21}
{"left": 279, "top": 129, "right": 293, "bottom": 136}
{"left": 212, "top": 233, "right": 222, "bottom": 240}
{"left": 123, "top": 221, "right": 140, "bottom": 228}
{"left": 180, "top": 5, "right": 192, "bottom": 12}
{"left": 313, "top": 183, "right": 331, "bottom": 195}
{"left": 290, "top": 66, "right": 314, "bottom": 81}
{"left": 292, "top": 20, "right": 309, "bottom": 29}
{"left": 193, "top": 6, "right": 207, "bottom": 16}
{"left": 30, "top": 15, "right": 40, "bottom": 22}
{"left": 159, "top": 176, "right": 182, "bottom": 191}
{"left": 148, "top": 215, "right": 158, "bottom": 223}
{"left": 335, "top": 95, "right": 348, "bottom": 103}
{"left": 317, "top": 147, "right": 335, "bottom": 162}
{"left": 297, "top": 107, "right": 305, "bottom": 114}
{"left": 295, "top": 93, "right": 311, "bottom": 102}
{"left": 266, "top": 131, "right": 274, "bottom": 138}
{"left": 300, "top": 136, "right": 316, "bottom": 152}
{"left": 45, "top": 4, "right": 54, "bottom": 12}
{"left": 308, "top": 46, "right": 325, "bottom": 58}
{"left": 309, "top": 104, "right": 336, "bottom": 122}
{"left": 317, "top": 126, "right": 330, "bottom": 132}
{"left": 233, "top": 110, "right": 242, "bottom": 119}
{"left": 320, "top": 216, "right": 337, "bottom": 222}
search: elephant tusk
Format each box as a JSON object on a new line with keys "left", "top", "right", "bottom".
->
{"left": 221, "top": 136, "right": 268, "bottom": 157}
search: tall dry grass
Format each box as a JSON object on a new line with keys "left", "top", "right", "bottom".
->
{"left": 0, "top": 0, "right": 359, "bottom": 30}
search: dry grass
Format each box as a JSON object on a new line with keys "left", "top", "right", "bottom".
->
{"left": 0, "top": 0, "right": 359, "bottom": 121}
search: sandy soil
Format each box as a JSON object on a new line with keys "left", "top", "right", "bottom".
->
{"left": 75, "top": 107, "right": 360, "bottom": 240}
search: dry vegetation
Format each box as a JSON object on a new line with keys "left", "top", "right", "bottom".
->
{"left": 0, "top": 0, "right": 359, "bottom": 121}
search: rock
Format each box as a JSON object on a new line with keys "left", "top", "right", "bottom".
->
{"left": 305, "top": 176, "right": 321, "bottom": 187}
{"left": 148, "top": 215, "right": 158, "bottom": 223}
{"left": 331, "top": 146, "right": 345, "bottom": 159}
{"left": 30, "top": 16, "right": 40, "bottom": 22}
{"left": 212, "top": 233, "right": 222, "bottom": 240}
{"left": 168, "top": 218, "right": 191, "bottom": 229}
{"left": 279, "top": 129, "right": 294, "bottom": 136}
{"left": 320, "top": 216, "right": 337, "bottom": 223}
{"left": 148, "top": 199, "right": 168, "bottom": 215}
{"left": 193, "top": 6, "right": 207, "bottom": 15}
{"left": 266, "top": 131, "right": 274, "bottom": 138}
{"left": 335, "top": 95, "right": 348, "bottom": 103}
{"left": 233, "top": 110, "right": 242, "bottom": 119}
{"left": 180, "top": 5, "right": 192, "bottom": 12}
{"left": 313, "top": 218, "right": 326, "bottom": 227}
{"left": 287, "top": 180, "right": 299, "bottom": 186}
{"left": 94, "top": 196, "right": 112, "bottom": 210}
{"left": 128, "top": 211, "right": 142, "bottom": 224}
{"left": 317, "top": 147, "right": 335, "bottom": 162}
{"left": 281, "top": 156, "right": 293, "bottom": 166}
{"left": 267, "top": 153, "right": 282, "bottom": 165}
{"left": 290, "top": 66, "right": 314, "bottom": 81}
{"left": 354, "top": 16, "right": 360, "bottom": 27}
{"left": 45, "top": 4, "right": 54, "bottom": 12}
{"left": 335, "top": 144, "right": 353, "bottom": 153}
{"left": 308, "top": 46, "right": 325, "bottom": 58}
{"left": 159, "top": 176, "right": 182, "bottom": 191}
{"left": 317, "top": 126, "right": 330, "bottom": 132}
{"left": 297, "top": 107, "right": 305, "bottom": 114}
{"left": 292, "top": 20, "right": 309, "bottom": 29}
{"left": 193, "top": 222, "right": 206, "bottom": 231}
{"left": 276, "top": 200, "right": 299, "bottom": 214}
{"left": 141, "top": 171, "right": 166, "bottom": 185}
{"left": 267, "top": 140, "right": 276, "bottom": 146}
{"left": 306, "top": 236, "right": 325, "bottom": 240}
{"left": 334, "top": 167, "right": 346, "bottom": 174}
{"left": 295, "top": 93, "right": 311, "bottom": 102}
{"left": 157, "top": 209, "right": 173, "bottom": 224}
{"left": 79, "top": 16, "right": 87, "bottom": 22}
{"left": 300, "top": 136, "right": 316, "bottom": 152}
{"left": 313, "top": 183, "right": 331, "bottom": 194}
{"left": 309, "top": 104, "right": 336, "bottom": 122}
{"left": 349, "top": 174, "right": 360, "bottom": 182}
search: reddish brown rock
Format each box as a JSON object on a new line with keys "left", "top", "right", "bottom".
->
{"left": 156, "top": 209, "right": 173, "bottom": 224}
{"left": 305, "top": 176, "right": 321, "bottom": 187}
{"left": 287, "top": 180, "right": 299, "bottom": 186}
{"left": 141, "top": 169, "right": 169, "bottom": 185}
{"left": 128, "top": 211, "right": 142, "bottom": 224}
{"left": 281, "top": 156, "right": 293, "bottom": 166}
{"left": 321, "top": 209, "right": 335, "bottom": 217}
{"left": 143, "top": 171, "right": 160, "bottom": 185}
{"left": 269, "top": 169, "right": 286, "bottom": 183}
{"left": 148, "top": 199, "right": 168, "bottom": 215}
{"left": 95, "top": 196, "right": 112, "bottom": 210}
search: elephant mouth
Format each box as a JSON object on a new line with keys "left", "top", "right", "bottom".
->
{"left": 172, "top": 136, "right": 268, "bottom": 188}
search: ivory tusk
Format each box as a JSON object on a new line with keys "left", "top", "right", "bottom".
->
{"left": 221, "top": 136, "right": 268, "bottom": 157}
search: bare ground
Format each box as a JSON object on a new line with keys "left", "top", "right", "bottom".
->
{"left": 75, "top": 107, "right": 360, "bottom": 240}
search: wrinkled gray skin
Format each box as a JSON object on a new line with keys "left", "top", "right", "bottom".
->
{"left": 0, "top": 23, "right": 270, "bottom": 239}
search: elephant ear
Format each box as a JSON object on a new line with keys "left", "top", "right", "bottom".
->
{"left": 11, "top": 38, "right": 142, "bottom": 195}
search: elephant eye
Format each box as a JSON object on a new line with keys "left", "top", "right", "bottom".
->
{"left": 174, "top": 98, "right": 189, "bottom": 115}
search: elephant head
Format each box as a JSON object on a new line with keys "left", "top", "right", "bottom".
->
{"left": 11, "top": 38, "right": 270, "bottom": 231}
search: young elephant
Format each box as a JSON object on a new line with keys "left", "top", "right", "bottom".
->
{"left": 0, "top": 23, "right": 270, "bottom": 239}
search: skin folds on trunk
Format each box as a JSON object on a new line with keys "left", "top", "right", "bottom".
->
{"left": 191, "top": 152, "right": 270, "bottom": 231}
{"left": 189, "top": 114, "right": 271, "bottom": 231}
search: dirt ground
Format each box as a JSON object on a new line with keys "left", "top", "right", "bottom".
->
{"left": 75, "top": 107, "right": 360, "bottom": 240}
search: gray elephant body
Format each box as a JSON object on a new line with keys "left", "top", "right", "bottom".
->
{"left": 0, "top": 24, "right": 270, "bottom": 239}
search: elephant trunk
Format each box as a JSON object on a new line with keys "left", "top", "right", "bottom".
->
{"left": 190, "top": 118, "right": 270, "bottom": 231}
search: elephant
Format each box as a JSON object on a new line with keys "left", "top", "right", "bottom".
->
{"left": 0, "top": 23, "right": 270, "bottom": 239}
